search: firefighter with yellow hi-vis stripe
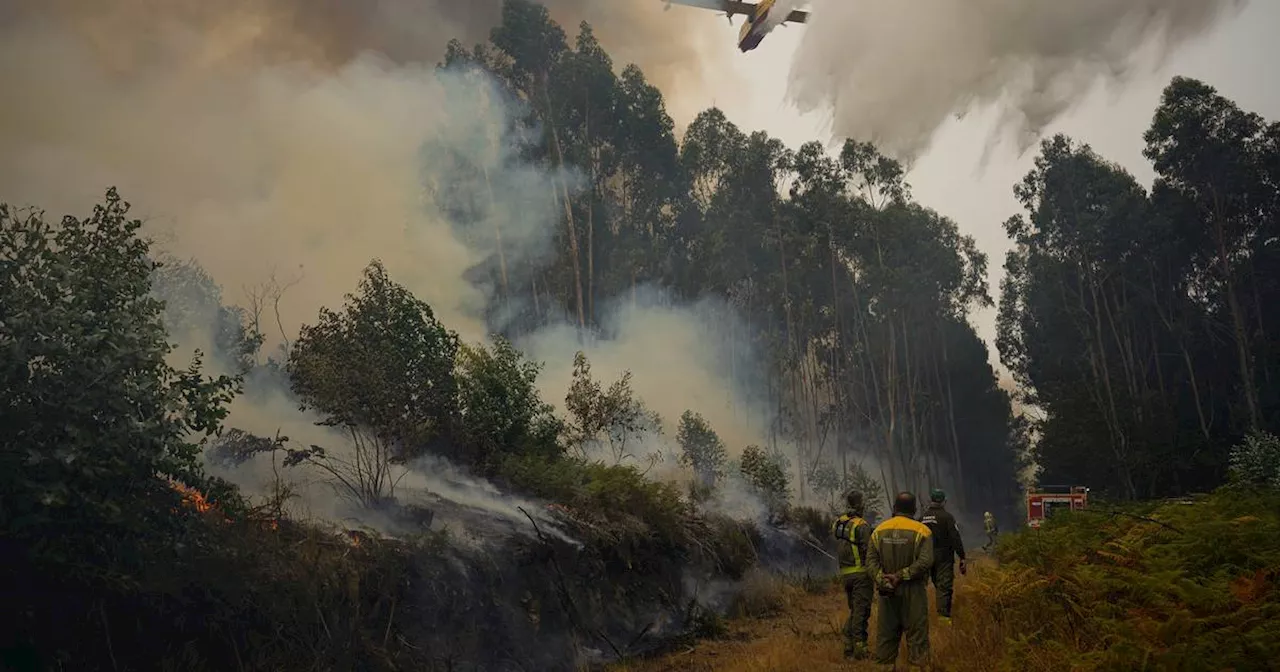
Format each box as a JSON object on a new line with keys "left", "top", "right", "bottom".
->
{"left": 831, "top": 490, "right": 873, "bottom": 659}
{"left": 868, "top": 491, "right": 935, "bottom": 669}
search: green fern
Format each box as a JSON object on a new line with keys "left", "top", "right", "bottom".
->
{"left": 966, "top": 488, "right": 1280, "bottom": 670}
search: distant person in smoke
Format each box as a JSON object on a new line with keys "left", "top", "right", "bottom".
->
{"left": 867, "top": 491, "right": 934, "bottom": 669}
{"left": 983, "top": 511, "right": 999, "bottom": 551}
{"left": 830, "top": 490, "right": 873, "bottom": 660}
{"left": 919, "top": 488, "right": 966, "bottom": 624}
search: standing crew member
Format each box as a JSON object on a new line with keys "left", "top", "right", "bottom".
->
{"left": 867, "top": 491, "right": 934, "bottom": 668}
{"left": 983, "top": 511, "right": 999, "bottom": 551}
{"left": 919, "top": 488, "right": 966, "bottom": 623}
{"left": 831, "top": 491, "right": 873, "bottom": 659}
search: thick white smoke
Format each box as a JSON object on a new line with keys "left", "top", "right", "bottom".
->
{"left": 0, "top": 7, "right": 794, "bottom": 534}
{"left": 788, "top": 0, "right": 1247, "bottom": 161}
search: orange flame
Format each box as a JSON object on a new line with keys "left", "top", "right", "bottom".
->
{"left": 171, "top": 480, "right": 213, "bottom": 513}
{"left": 167, "top": 479, "right": 282, "bottom": 531}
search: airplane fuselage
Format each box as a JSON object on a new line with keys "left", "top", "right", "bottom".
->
{"left": 736, "top": 0, "right": 776, "bottom": 51}
{"left": 738, "top": 28, "right": 767, "bottom": 52}
{"left": 663, "top": 0, "right": 805, "bottom": 52}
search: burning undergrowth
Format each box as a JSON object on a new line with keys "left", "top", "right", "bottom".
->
{"left": 188, "top": 412, "right": 832, "bottom": 670}
{"left": 0, "top": 4, "right": 841, "bottom": 669}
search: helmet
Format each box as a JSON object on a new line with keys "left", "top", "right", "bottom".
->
{"left": 929, "top": 488, "right": 946, "bottom": 503}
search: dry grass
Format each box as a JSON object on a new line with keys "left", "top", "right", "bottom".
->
{"left": 727, "top": 567, "right": 798, "bottom": 619}
{"left": 611, "top": 556, "right": 1007, "bottom": 672}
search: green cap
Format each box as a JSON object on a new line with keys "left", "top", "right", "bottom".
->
{"left": 930, "top": 488, "right": 946, "bottom": 502}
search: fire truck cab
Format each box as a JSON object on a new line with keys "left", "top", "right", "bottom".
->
{"left": 1026, "top": 485, "right": 1088, "bottom": 528}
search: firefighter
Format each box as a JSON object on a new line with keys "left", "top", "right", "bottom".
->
{"left": 831, "top": 490, "right": 873, "bottom": 659}
{"left": 919, "top": 488, "right": 966, "bottom": 623}
{"left": 867, "top": 491, "right": 934, "bottom": 668}
{"left": 983, "top": 511, "right": 999, "bottom": 551}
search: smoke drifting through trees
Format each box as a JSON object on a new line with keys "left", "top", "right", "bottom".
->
{"left": 0, "top": 0, "right": 1024, "bottom": 527}
{"left": 789, "top": 0, "right": 1247, "bottom": 162}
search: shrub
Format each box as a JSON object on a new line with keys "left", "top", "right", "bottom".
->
{"left": 958, "top": 488, "right": 1280, "bottom": 671}
{"left": 740, "top": 445, "right": 791, "bottom": 514}
{"left": 1229, "top": 430, "right": 1280, "bottom": 489}
{"left": 0, "top": 189, "right": 240, "bottom": 569}
{"left": 729, "top": 568, "right": 792, "bottom": 619}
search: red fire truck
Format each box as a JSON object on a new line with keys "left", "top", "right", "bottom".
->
{"left": 1026, "top": 485, "right": 1089, "bottom": 528}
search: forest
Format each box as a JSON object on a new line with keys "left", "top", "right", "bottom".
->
{"left": 2, "top": 0, "right": 1279, "bottom": 670}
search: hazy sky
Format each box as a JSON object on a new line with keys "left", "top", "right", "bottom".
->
{"left": 674, "top": 0, "right": 1279, "bottom": 368}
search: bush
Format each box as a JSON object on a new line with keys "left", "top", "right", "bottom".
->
{"left": 499, "top": 454, "right": 687, "bottom": 551}
{"left": 728, "top": 568, "right": 792, "bottom": 619}
{"left": 739, "top": 445, "right": 790, "bottom": 514}
{"left": 498, "top": 453, "right": 758, "bottom": 579}
{"left": 786, "top": 505, "right": 832, "bottom": 543}
{"left": 957, "top": 488, "right": 1280, "bottom": 671}
{"left": 0, "top": 189, "right": 240, "bottom": 570}
{"left": 1229, "top": 430, "right": 1280, "bottom": 489}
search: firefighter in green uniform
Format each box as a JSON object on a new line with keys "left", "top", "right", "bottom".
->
{"left": 919, "top": 488, "right": 966, "bottom": 624}
{"left": 831, "top": 490, "right": 873, "bottom": 659}
{"left": 983, "top": 511, "right": 999, "bottom": 551}
{"left": 867, "top": 491, "right": 934, "bottom": 669}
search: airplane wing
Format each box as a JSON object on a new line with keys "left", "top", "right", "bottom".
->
{"left": 664, "top": 0, "right": 808, "bottom": 24}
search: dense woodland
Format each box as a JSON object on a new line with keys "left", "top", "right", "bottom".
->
{"left": 3, "top": 0, "right": 1279, "bottom": 669}
{"left": 999, "top": 79, "right": 1280, "bottom": 499}
{"left": 432, "top": 1, "right": 1024, "bottom": 520}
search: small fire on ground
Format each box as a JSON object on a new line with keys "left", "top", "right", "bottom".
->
{"left": 167, "top": 479, "right": 278, "bottom": 530}
{"left": 170, "top": 479, "right": 216, "bottom": 514}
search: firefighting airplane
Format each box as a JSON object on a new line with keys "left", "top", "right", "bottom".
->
{"left": 663, "top": 0, "right": 809, "bottom": 52}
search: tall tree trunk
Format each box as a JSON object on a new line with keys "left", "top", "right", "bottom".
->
{"left": 1080, "top": 266, "right": 1136, "bottom": 499}
{"left": 774, "top": 209, "right": 804, "bottom": 502}
{"left": 585, "top": 95, "right": 595, "bottom": 325}
{"left": 1148, "top": 272, "right": 1211, "bottom": 441}
{"left": 937, "top": 321, "right": 965, "bottom": 510}
{"left": 482, "top": 164, "right": 509, "bottom": 298}
{"left": 540, "top": 74, "right": 586, "bottom": 331}
{"left": 830, "top": 236, "right": 849, "bottom": 485}
{"left": 1210, "top": 187, "right": 1259, "bottom": 429}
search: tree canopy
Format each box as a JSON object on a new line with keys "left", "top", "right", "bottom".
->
{"left": 998, "top": 77, "right": 1280, "bottom": 499}
{"left": 431, "top": 0, "right": 1026, "bottom": 521}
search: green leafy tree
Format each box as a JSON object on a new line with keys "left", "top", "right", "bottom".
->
{"left": 285, "top": 261, "right": 459, "bottom": 507}
{"left": 0, "top": 188, "right": 239, "bottom": 561}
{"left": 997, "top": 76, "right": 1280, "bottom": 500}
{"left": 739, "top": 445, "right": 791, "bottom": 514}
{"left": 677, "top": 410, "right": 728, "bottom": 490}
{"left": 563, "top": 351, "right": 662, "bottom": 467}
{"left": 456, "top": 336, "right": 563, "bottom": 475}
{"left": 1145, "top": 76, "right": 1279, "bottom": 434}
{"left": 288, "top": 260, "right": 460, "bottom": 457}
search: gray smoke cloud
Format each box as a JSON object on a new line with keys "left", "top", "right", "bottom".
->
{"left": 787, "top": 0, "right": 1248, "bottom": 162}
{"left": 0, "top": 0, "right": 734, "bottom": 121}
{"left": 0, "top": 0, "right": 791, "bottom": 534}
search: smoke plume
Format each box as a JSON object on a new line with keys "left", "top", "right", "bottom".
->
{"left": 0, "top": 0, "right": 730, "bottom": 123}
{"left": 0, "top": 1, "right": 786, "bottom": 530}
{"left": 788, "top": 0, "right": 1247, "bottom": 162}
